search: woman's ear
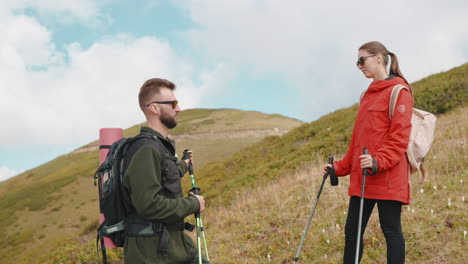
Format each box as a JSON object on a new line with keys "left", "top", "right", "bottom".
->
{"left": 377, "top": 53, "right": 384, "bottom": 64}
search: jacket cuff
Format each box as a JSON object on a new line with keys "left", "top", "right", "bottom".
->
{"left": 333, "top": 161, "right": 347, "bottom": 176}
{"left": 372, "top": 157, "right": 378, "bottom": 173}
{"left": 188, "top": 194, "right": 200, "bottom": 213}
{"left": 179, "top": 159, "right": 188, "bottom": 175}
{"left": 367, "top": 157, "right": 378, "bottom": 176}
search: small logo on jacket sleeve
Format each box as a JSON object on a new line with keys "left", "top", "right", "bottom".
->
{"left": 397, "top": 105, "right": 406, "bottom": 113}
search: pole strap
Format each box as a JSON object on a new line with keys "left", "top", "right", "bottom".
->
{"left": 158, "top": 226, "right": 170, "bottom": 254}
{"left": 99, "top": 145, "right": 112, "bottom": 149}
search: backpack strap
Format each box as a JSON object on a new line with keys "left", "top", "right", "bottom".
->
{"left": 389, "top": 84, "right": 413, "bottom": 120}
{"left": 96, "top": 232, "right": 108, "bottom": 264}
{"left": 120, "top": 134, "right": 169, "bottom": 182}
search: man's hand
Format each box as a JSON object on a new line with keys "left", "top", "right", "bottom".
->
{"left": 191, "top": 194, "right": 205, "bottom": 213}
{"left": 182, "top": 149, "right": 193, "bottom": 166}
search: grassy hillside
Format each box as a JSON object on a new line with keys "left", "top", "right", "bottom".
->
{"left": 196, "top": 63, "right": 468, "bottom": 207}
{"left": 207, "top": 106, "right": 467, "bottom": 263}
{"left": 198, "top": 63, "right": 467, "bottom": 263}
{"left": 0, "top": 109, "right": 302, "bottom": 263}
{"left": 1, "top": 63, "right": 466, "bottom": 263}
{"left": 77, "top": 108, "right": 303, "bottom": 169}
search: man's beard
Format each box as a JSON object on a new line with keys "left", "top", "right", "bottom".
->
{"left": 160, "top": 109, "right": 178, "bottom": 129}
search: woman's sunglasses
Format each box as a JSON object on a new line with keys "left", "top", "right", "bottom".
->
{"left": 146, "top": 100, "right": 178, "bottom": 109}
{"left": 356, "top": 54, "right": 376, "bottom": 67}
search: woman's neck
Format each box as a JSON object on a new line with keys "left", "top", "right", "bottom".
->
{"left": 372, "top": 69, "right": 389, "bottom": 81}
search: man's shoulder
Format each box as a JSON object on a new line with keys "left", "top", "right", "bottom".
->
{"left": 129, "top": 136, "right": 164, "bottom": 157}
{"left": 122, "top": 137, "right": 164, "bottom": 179}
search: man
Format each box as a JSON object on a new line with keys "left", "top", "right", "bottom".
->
{"left": 121, "top": 78, "right": 209, "bottom": 264}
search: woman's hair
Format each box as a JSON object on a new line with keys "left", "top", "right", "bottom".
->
{"left": 359, "top": 41, "right": 408, "bottom": 84}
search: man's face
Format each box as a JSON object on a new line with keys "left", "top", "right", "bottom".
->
{"left": 155, "top": 87, "right": 181, "bottom": 129}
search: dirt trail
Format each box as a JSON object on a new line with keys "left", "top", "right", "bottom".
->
{"left": 73, "top": 129, "right": 289, "bottom": 154}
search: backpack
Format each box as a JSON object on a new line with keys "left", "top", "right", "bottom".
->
{"left": 389, "top": 84, "right": 437, "bottom": 182}
{"left": 93, "top": 134, "right": 166, "bottom": 263}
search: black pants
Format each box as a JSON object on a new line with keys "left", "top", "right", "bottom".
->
{"left": 343, "top": 196, "right": 405, "bottom": 264}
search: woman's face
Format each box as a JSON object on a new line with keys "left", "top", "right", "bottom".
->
{"left": 357, "top": 49, "right": 381, "bottom": 79}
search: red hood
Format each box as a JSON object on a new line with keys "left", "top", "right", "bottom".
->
{"left": 367, "top": 76, "right": 407, "bottom": 93}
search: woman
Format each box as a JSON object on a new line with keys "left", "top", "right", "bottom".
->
{"left": 324, "top": 41, "right": 413, "bottom": 263}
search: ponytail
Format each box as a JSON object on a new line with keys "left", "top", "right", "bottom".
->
{"left": 388, "top": 51, "right": 413, "bottom": 94}
{"left": 388, "top": 51, "right": 408, "bottom": 84}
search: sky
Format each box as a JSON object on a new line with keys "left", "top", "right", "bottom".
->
{"left": 0, "top": 0, "right": 467, "bottom": 182}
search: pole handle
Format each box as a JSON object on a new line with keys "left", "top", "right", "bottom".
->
{"left": 183, "top": 149, "right": 194, "bottom": 175}
{"left": 191, "top": 187, "right": 201, "bottom": 195}
{"left": 362, "top": 147, "right": 369, "bottom": 176}
{"left": 327, "top": 157, "right": 338, "bottom": 186}
{"left": 363, "top": 147, "right": 369, "bottom": 155}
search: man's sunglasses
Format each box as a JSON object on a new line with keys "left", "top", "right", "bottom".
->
{"left": 356, "top": 54, "right": 376, "bottom": 67}
{"left": 146, "top": 100, "right": 178, "bottom": 109}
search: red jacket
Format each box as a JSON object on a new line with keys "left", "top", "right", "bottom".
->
{"left": 334, "top": 76, "right": 413, "bottom": 204}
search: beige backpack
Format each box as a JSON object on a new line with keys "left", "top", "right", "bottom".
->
{"left": 389, "top": 84, "right": 437, "bottom": 182}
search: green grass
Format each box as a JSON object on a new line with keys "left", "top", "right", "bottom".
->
{"left": 412, "top": 63, "right": 467, "bottom": 114}
{"left": 0, "top": 108, "right": 302, "bottom": 263}
{"left": 0, "top": 151, "right": 98, "bottom": 242}
{"left": 0, "top": 63, "right": 466, "bottom": 263}
{"left": 194, "top": 64, "right": 468, "bottom": 208}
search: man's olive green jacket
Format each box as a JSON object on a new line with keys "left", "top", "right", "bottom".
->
{"left": 122, "top": 126, "right": 200, "bottom": 264}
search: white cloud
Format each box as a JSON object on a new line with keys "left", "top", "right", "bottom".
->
{"left": 0, "top": 166, "right": 22, "bottom": 182}
{"left": 179, "top": 0, "right": 468, "bottom": 120}
{"left": 1, "top": 0, "right": 467, "bottom": 171}
{"left": 3, "top": 15, "right": 61, "bottom": 67}
{"left": 0, "top": 5, "right": 223, "bottom": 148}
{"left": 0, "top": 32, "right": 220, "bottom": 147}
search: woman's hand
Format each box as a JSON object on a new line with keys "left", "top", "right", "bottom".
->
{"left": 322, "top": 163, "right": 332, "bottom": 175}
{"left": 359, "top": 154, "right": 373, "bottom": 169}
{"left": 359, "top": 154, "right": 378, "bottom": 175}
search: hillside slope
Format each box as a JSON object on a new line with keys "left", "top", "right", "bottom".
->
{"left": 2, "top": 63, "right": 466, "bottom": 263}
{"left": 39, "top": 63, "right": 467, "bottom": 264}
{"left": 0, "top": 108, "right": 302, "bottom": 262}
{"left": 196, "top": 63, "right": 468, "bottom": 207}
{"left": 206, "top": 105, "right": 467, "bottom": 263}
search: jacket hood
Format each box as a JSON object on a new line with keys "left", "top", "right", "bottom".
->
{"left": 367, "top": 76, "right": 407, "bottom": 93}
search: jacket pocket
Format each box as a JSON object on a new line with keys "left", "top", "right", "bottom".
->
{"left": 162, "top": 156, "right": 183, "bottom": 195}
{"left": 366, "top": 170, "right": 392, "bottom": 189}
{"left": 165, "top": 230, "right": 195, "bottom": 262}
{"left": 367, "top": 105, "right": 389, "bottom": 129}
{"left": 366, "top": 105, "right": 389, "bottom": 147}
{"left": 182, "top": 231, "right": 197, "bottom": 257}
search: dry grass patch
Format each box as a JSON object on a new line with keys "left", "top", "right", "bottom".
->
{"left": 203, "top": 106, "right": 467, "bottom": 264}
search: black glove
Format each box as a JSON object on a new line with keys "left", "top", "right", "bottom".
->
{"left": 182, "top": 149, "right": 192, "bottom": 161}
{"left": 367, "top": 157, "right": 378, "bottom": 176}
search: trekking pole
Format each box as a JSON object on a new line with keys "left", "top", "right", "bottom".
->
{"left": 355, "top": 147, "right": 369, "bottom": 264}
{"left": 184, "top": 150, "right": 210, "bottom": 264}
{"left": 293, "top": 157, "right": 338, "bottom": 264}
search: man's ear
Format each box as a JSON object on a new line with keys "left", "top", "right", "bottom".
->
{"left": 147, "top": 103, "right": 160, "bottom": 116}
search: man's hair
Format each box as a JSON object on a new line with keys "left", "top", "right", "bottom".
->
{"left": 138, "top": 78, "right": 176, "bottom": 112}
